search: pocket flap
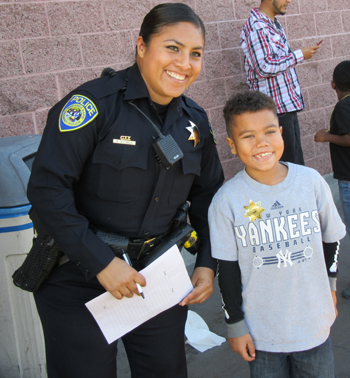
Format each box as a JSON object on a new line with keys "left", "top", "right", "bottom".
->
{"left": 92, "top": 142, "right": 148, "bottom": 171}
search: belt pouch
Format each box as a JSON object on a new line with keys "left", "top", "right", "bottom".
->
{"left": 12, "top": 237, "right": 63, "bottom": 293}
{"left": 96, "top": 230, "right": 129, "bottom": 257}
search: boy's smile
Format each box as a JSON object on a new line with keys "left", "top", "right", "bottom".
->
{"left": 226, "top": 109, "right": 286, "bottom": 184}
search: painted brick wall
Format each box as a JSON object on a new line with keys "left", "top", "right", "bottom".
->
{"left": 1, "top": 0, "right": 349, "bottom": 180}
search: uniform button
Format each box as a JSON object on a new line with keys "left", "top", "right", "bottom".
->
{"left": 76, "top": 261, "right": 81, "bottom": 266}
{"left": 144, "top": 229, "right": 150, "bottom": 235}
{"left": 85, "top": 270, "right": 90, "bottom": 274}
{"left": 154, "top": 197, "right": 159, "bottom": 202}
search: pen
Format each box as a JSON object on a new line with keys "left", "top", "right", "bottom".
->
{"left": 317, "top": 40, "right": 323, "bottom": 45}
{"left": 122, "top": 251, "right": 145, "bottom": 299}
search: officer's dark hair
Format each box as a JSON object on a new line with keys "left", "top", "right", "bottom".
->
{"left": 333, "top": 60, "right": 350, "bottom": 92}
{"left": 139, "top": 3, "right": 205, "bottom": 46}
{"left": 223, "top": 91, "right": 277, "bottom": 138}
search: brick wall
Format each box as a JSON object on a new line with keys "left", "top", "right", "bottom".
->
{"left": 1, "top": 0, "right": 349, "bottom": 180}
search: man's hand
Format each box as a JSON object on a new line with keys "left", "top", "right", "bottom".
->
{"left": 229, "top": 334, "right": 256, "bottom": 362}
{"left": 314, "top": 129, "right": 329, "bottom": 143}
{"left": 301, "top": 45, "right": 320, "bottom": 60}
{"left": 96, "top": 257, "right": 146, "bottom": 300}
{"left": 331, "top": 290, "right": 338, "bottom": 317}
{"left": 179, "top": 267, "right": 215, "bottom": 306}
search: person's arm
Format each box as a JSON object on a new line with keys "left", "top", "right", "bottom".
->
{"left": 27, "top": 91, "right": 146, "bottom": 297}
{"left": 314, "top": 130, "right": 350, "bottom": 146}
{"left": 315, "top": 101, "right": 350, "bottom": 146}
{"left": 218, "top": 259, "right": 255, "bottom": 361}
{"left": 207, "top": 189, "right": 255, "bottom": 360}
{"left": 179, "top": 117, "right": 224, "bottom": 306}
{"left": 27, "top": 92, "right": 114, "bottom": 278}
{"left": 300, "top": 46, "right": 320, "bottom": 60}
{"left": 315, "top": 171, "right": 346, "bottom": 316}
{"left": 244, "top": 20, "right": 319, "bottom": 79}
{"left": 245, "top": 27, "right": 304, "bottom": 78}
{"left": 323, "top": 241, "right": 340, "bottom": 317}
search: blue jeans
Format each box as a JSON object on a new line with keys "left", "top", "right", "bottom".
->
{"left": 248, "top": 337, "right": 335, "bottom": 378}
{"left": 338, "top": 180, "right": 350, "bottom": 236}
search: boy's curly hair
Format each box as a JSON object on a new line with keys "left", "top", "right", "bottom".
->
{"left": 333, "top": 61, "right": 350, "bottom": 92}
{"left": 223, "top": 91, "right": 277, "bottom": 138}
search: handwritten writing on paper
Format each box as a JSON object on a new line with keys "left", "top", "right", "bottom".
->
{"left": 85, "top": 245, "right": 193, "bottom": 344}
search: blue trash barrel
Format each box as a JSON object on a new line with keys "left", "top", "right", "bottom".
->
{"left": 0, "top": 135, "right": 47, "bottom": 378}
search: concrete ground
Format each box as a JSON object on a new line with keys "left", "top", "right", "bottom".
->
{"left": 116, "top": 174, "right": 350, "bottom": 378}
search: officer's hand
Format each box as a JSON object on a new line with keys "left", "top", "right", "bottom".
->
{"left": 301, "top": 45, "right": 320, "bottom": 60}
{"left": 179, "top": 267, "right": 214, "bottom": 306}
{"left": 314, "top": 129, "right": 329, "bottom": 143}
{"left": 229, "top": 334, "right": 256, "bottom": 362}
{"left": 96, "top": 257, "right": 146, "bottom": 300}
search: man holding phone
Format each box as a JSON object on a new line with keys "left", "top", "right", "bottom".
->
{"left": 240, "top": 0, "right": 320, "bottom": 164}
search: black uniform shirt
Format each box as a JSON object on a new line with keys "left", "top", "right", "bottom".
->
{"left": 27, "top": 64, "right": 224, "bottom": 280}
{"left": 329, "top": 95, "right": 350, "bottom": 181}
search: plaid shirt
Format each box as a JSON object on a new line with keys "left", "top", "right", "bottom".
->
{"left": 241, "top": 8, "right": 305, "bottom": 114}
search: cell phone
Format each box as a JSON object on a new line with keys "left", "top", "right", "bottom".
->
{"left": 317, "top": 40, "right": 323, "bottom": 45}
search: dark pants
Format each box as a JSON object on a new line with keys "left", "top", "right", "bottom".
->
{"left": 34, "top": 261, "right": 188, "bottom": 378}
{"left": 278, "top": 111, "right": 305, "bottom": 165}
{"left": 248, "top": 337, "right": 335, "bottom": 378}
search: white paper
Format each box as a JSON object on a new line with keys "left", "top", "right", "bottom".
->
{"left": 86, "top": 245, "right": 193, "bottom": 344}
{"left": 185, "top": 310, "right": 226, "bottom": 352}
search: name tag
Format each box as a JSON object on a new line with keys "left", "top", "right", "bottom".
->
{"left": 113, "top": 138, "right": 136, "bottom": 145}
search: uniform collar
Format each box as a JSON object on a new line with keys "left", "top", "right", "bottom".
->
{"left": 123, "top": 64, "right": 150, "bottom": 101}
{"left": 123, "top": 63, "right": 184, "bottom": 118}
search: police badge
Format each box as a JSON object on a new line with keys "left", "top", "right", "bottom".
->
{"left": 186, "top": 120, "right": 200, "bottom": 147}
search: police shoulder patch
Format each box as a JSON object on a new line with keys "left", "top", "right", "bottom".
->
{"left": 59, "top": 95, "right": 98, "bottom": 132}
{"left": 208, "top": 120, "right": 217, "bottom": 144}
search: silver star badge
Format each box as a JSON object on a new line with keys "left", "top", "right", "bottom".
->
{"left": 186, "top": 121, "right": 200, "bottom": 147}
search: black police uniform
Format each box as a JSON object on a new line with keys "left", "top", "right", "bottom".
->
{"left": 27, "top": 63, "right": 224, "bottom": 378}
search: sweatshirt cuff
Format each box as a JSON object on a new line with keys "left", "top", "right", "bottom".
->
{"left": 227, "top": 319, "right": 250, "bottom": 338}
{"left": 329, "top": 277, "right": 337, "bottom": 291}
{"left": 293, "top": 49, "right": 304, "bottom": 63}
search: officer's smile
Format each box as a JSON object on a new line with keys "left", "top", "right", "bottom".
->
{"left": 166, "top": 70, "right": 186, "bottom": 81}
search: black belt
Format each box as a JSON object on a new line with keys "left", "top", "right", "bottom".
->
{"left": 95, "top": 228, "right": 170, "bottom": 260}
{"left": 127, "top": 231, "right": 169, "bottom": 259}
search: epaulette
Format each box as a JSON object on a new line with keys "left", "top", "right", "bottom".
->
{"left": 182, "top": 95, "right": 206, "bottom": 114}
{"left": 75, "top": 67, "right": 128, "bottom": 99}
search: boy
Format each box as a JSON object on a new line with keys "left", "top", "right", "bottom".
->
{"left": 209, "top": 91, "right": 345, "bottom": 378}
{"left": 315, "top": 60, "right": 350, "bottom": 300}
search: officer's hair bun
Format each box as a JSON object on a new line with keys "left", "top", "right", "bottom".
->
{"left": 101, "top": 68, "right": 117, "bottom": 78}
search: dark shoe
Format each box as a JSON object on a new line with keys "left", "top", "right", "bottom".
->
{"left": 342, "top": 287, "right": 350, "bottom": 299}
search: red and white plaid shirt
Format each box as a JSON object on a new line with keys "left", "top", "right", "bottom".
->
{"left": 241, "top": 8, "right": 305, "bottom": 114}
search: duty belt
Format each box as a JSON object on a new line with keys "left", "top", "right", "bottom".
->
{"left": 95, "top": 229, "right": 169, "bottom": 260}
{"left": 127, "top": 233, "right": 169, "bottom": 259}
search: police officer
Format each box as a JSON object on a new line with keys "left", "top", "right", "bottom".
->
{"left": 27, "top": 3, "right": 224, "bottom": 378}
